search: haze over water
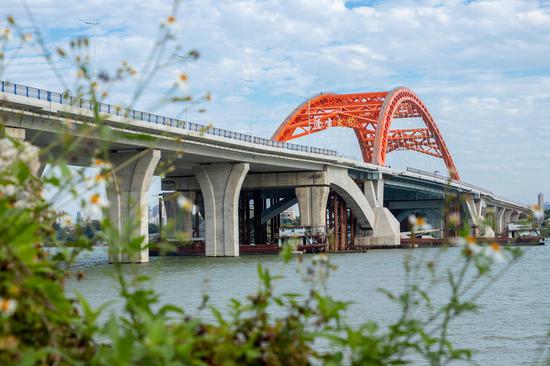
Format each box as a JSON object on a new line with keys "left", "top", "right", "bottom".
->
{"left": 67, "top": 243, "right": 550, "bottom": 365}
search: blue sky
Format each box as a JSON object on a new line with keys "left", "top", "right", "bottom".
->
{"left": 2, "top": 0, "right": 549, "bottom": 212}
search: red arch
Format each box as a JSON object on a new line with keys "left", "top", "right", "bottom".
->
{"left": 271, "top": 87, "right": 460, "bottom": 180}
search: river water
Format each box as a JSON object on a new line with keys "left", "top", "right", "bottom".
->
{"left": 66, "top": 242, "right": 550, "bottom": 365}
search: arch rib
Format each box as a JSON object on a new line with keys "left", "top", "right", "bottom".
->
{"left": 272, "top": 87, "right": 460, "bottom": 180}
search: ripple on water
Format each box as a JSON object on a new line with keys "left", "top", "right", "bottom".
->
{"left": 66, "top": 244, "right": 550, "bottom": 365}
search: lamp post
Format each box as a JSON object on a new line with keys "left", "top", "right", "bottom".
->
{"left": 296, "top": 94, "right": 312, "bottom": 152}
{"left": 174, "top": 54, "right": 192, "bottom": 122}
{"left": 307, "top": 97, "right": 311, "bottom": 152}
{"left": 80, "top": 19, "right": 99, "bottom": 82}
{"left": 240, "top": 78, "right": 255, "bottom": 136}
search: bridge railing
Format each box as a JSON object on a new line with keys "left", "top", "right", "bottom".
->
{"left": 406, "top": 168, "right": 528, "bottom": 208}
{"left": 0, "top": 81, "right": 338, "bottom": 158}
{"left": 406, "top": 167, "right": 494, "bottom": 194}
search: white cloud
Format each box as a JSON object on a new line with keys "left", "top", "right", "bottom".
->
{"left": 2, "top": 0, "right": 549, "bottom": 203}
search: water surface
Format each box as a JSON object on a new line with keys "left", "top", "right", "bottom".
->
{"left": 67, "top": 242, "right": 550, "bottom": 365}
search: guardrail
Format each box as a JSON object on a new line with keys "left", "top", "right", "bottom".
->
{"left": 0, "top": 80, "right": 338, "bottom": 157}
{"left": 406, "top": 167, "right": 491, "bottom": 192}
{"left": 406, "top": 168, "right": 528, "bottom": 208}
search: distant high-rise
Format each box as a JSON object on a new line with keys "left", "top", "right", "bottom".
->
{"left": 537, "top": 193, "right": 544, "bottom": 222}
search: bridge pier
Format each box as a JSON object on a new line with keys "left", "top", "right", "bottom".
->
{"left": 163, "top": 191, "right": 196, "bottom": 240}
{"left": 363, "top": 178, "right": 384, "bottom": 208}
{"left": 106, "top": 149, "right": 160, "bottom": 263}
{"left": 193, "top": 163, "right": 249, "bottom": 256}
{"left": 295, "top": 186, "right": 330, "bottom": 228}
{"left": 494, "top": 207, "right": 506, "bottom": 236}
{"left": 463, "top": 195, "right": 495, "bottom": 238}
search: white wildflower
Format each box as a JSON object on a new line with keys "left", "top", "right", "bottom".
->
{"left": 452, "top": 236, "right": 482, "bottom": 255}
{"left": 408, "top": 215, "right": 432, "bottom": 230}
{"left": 0, "top": 184, "right": 17, "bottom": 197}
{"left": 2, "top": 28, "right": 12, "bottom": 41}
{"left": 483, "top": 242, "right": 506, "bottom": 263}
{"left": 92, "top": 158, "right": 112, "bottom": 171}
{"left": 0, "top": 298, "right": 17, "bottom": 317}
{"left": 177, "top": 195, "right": 193, "bottom": 212}
{"left": 0, "top": 138, "right": 18, "bottom": 167}
{"left": 175, "top": 71, "right": 189, "bottom": 93}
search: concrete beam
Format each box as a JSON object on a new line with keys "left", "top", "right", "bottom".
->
{"left": 260, "top": 195, "right": 297, "bottom": 225}
{"left": 162, "top": 170, "right": 329, "bottom": 191}
{"left": 396, "top": 209, "right": 414, "bottom": 223}
{"left": 106, "top": 149, "right": 161, "bottom": 263}
{"left": 193, "top": 163, "right": 249, "bottom": 256}
{"left": 388, "top": 199, "right": 444, "bottom": 210}
{"left": 295, "top": 186, "right": 329, "bottom": 228}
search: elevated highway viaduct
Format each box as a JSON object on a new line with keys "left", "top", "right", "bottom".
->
{"left": 0, "top": 81, "right": 531, "bottom": 262}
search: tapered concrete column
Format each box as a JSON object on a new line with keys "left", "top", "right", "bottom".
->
{"left": 295, "top": 186, "right": 330, "bottom": 227}
{"left": 106, "top": 149, "right": 160, "bottom": 263}
{"left": 193, "top": 163, "right": 249, "bottom": 257}
{"left": 483, "top": 206, "right": 497, "bottom": 237}
{"left": 463, "top": 195, "right": 485, "bottom": 236}
{"left": 503, "top": 209, "right": 513, "bottom": 233}
{"left": 163, "top": 191, "right": 196, "bottom": 239}
{"left": 495, "top": 207, "right": 506, "bottom": 236}
{"left": 363, "top": 179, "right": 384, "bottom": 208}
{"left": 510, "top": 211, "right": 520, "bottom": 223}
{"left": 371, "top": 207, "right": 401, "bottom": 245}
{"left": 180, "top": 191, "right": 196, "bottom": 234}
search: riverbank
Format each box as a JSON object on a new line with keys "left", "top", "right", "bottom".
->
{"left": 149, "top": 237, "right": 545, "bottom": 256}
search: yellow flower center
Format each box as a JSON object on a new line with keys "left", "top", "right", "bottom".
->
{"left": 490, "top": 242, "right": 501, "bottom": 252}
{"left": 90, "top": 193, "right": 101, "bottom": 205}
{"left": 0, "top": 299, "right": 10, "bottom": 312}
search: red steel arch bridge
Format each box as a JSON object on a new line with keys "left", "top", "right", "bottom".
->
{"left": 272, "top": 87, "right": 460, "bottom": 181}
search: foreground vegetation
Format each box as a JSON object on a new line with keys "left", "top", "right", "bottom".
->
{"left": 1, "top": 4, "right": 548, "bottom": 365}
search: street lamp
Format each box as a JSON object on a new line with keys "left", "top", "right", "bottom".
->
{"left": 296, "top": 94, "right": 312, "bottom": 151}
{"left": 307, "top": 97, "right": 311, "bottom": 151}
{"left": 173, "top": 54, "right": 193, "bottom": 122}
{"left": 80, "top": 19, "right": 99, "bottom": 82}
{"left": 240, "top": 78, "right": 255, "bottom": 136}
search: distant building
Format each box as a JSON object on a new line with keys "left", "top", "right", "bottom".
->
{"left": 149, "top": 204, "right": 160, "bottom": 225}
{"left": 280, "top": 209, "right": 296, "bottom": 221}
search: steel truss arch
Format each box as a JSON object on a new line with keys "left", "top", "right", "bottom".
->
{"left": 271, "top": 87, "right": 460, "bottom": 180}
